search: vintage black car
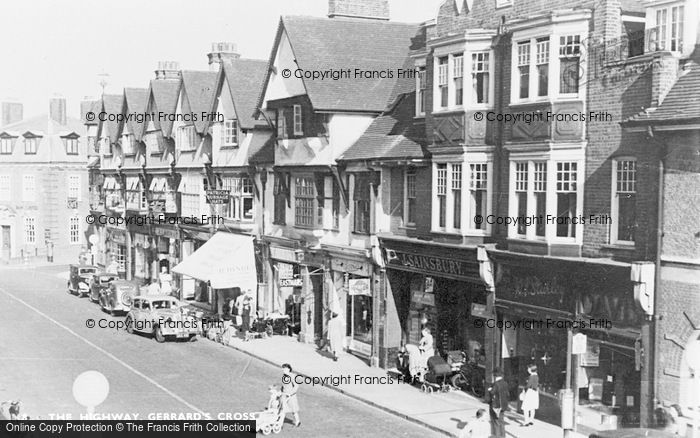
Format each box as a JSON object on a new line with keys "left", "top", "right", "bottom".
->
{"left": 88, "top": 272, "right": 118, "bottom": 303}
{"left": 67, "top": 264, "right": 98, "bottom": 297}
{"left": 99, "top": 280, "right": 139, "bottom": 315}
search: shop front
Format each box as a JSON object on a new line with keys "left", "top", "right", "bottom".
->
{"left": 491, "top": 251, "right": 647, "bottom": 429}
{"left": 267, "top": 243, "right": 304, "bottom": 337}
{"left": 105, "top": 225, "right": 128, "bottom": 279}
{"left": 379, "top": 237, "right": 490, "bottom": 371}
{"left": 152, "top": 225, "right": 180, "bottom": 290}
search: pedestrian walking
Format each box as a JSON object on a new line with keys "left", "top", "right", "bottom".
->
{"left": 520, "top": 364, "right": 539, "bottom": 427}
{"left": 458, "top": 408, "right": 490, "bottom": 438}
{"left": 240, "top": 293, "right": 252, "bottom": 339}
{"left": 281, "top": 363, "right": 301, "bottom": 427}
{"left": 328, "top": 312, "right": 343, "bottom": 361}
{"left": 486, "top": 369, "right": 510, "bottom": 438}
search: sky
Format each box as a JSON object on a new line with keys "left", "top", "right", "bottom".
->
{"left": 0, "top": 0, "right": 443, "bottom": 120}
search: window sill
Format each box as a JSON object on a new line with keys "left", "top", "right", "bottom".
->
{"left": 351, "top": 231, "right": 371, "bottom": 236}
{"left": 601, "top": 243, "right": 635, "bottom": 251}
{"left": 413, "top": 115, "right": 425, "bottom": 120}
{"left": 398, "top": 224, "right": 417, "bottom": 230}
{"left": 149, "top": 152, "right": 163, "bottom": 156}
{"left": 220, "top": 145, "right": 239, "bottom": 149}
{"left": 178, "top": 149, "right": 196, "bottom": 153}
{"left": 124, "top": 153, "right": 136, "bottom": 158}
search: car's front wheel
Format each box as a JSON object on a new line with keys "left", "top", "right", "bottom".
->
{"left": 154, "top": 326, "right": 166, "bottom": 343}
{"left": 125, "top": 316, "right": 134, "bottom": 335}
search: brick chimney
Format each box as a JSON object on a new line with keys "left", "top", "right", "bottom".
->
{"left": 155, "top": 61, "right": 181, "bottom": 80}
{"left": 328, "top": 0, "right": 389, "bottom": 20}
{"left": 207, "top": 42, "right": 240, "bottom": 71}
{"left": 593, "top": 0, "right": 621, "bottom": 46}
{"left": 49, "top": 96, "right": 67, "bottom": 126}
{"left": 1, "top": 101, "right": 22, "bottom": 126}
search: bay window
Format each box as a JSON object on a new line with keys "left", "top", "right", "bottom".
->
{"left": 515, "top": 163, "right": 528, "bottom": 235}
{"left": 611, "top": 159, "right": 636, "bottom": 243}
{"left": 536, "top": 38, "right": 549, "bottom": 97}
{"left": 559, "top": 35, "right": 581, "bottom": 94}
{"left": 517, "top": 42, "right": 531, "bottom": 99}
{"left": 416, "top": 67, "right": 426, "bottom": 115}
{"left": 510, "top": 161, "right": 548, "bottom": 239}
{"left": 322, "top": 176, "right": 340, "bottom": 230}
{"left": 433, "top": 161, "right": 490, "bottom": 233}
{"left": 533, "top": 163, "right": 547, "bottom": 237}
{"left": 453, "top": 55, "right": 464, "bottom": 106}
{"left": 273, "top": 173, "right": 288, "bottom": 225}
{"left": 652, "top": 5, "right": 684, "bottom": 52}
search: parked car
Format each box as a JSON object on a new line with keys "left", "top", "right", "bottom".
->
{"left": 88, "top": 272, "right": 118, "bottom": 303}
{"left": 67, "top": 264, "right": 98, "bottom": 297}
{"left": 125, "top": 296, "right": 198, "bottom": 343}
{"left": 99, "top": 280, "right": 139, "bottom": 315}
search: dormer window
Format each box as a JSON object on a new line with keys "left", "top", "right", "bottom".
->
{"left": 277, "top": 108, "right": 287, "bottom": 139}
{"left": 0, "top": 136, "right": 14, "bottom": 154}
{"left": 24, "top": 137, "right": 38, "bottom": 154}
{"left": 65, "top": 137, "right": 79, "bottom": 155}
{"left": 223, "top": 119, "right": 239, "bottom": 147}
{"left": 650, "top": 5, "right": 684, "bottom": 52}
{"left": 178, "top": 125, "right": 197, "bottom": 151}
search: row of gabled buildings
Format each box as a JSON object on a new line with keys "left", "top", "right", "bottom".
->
{"left": 83, "top": 0, "right": 700, "bottom": 433}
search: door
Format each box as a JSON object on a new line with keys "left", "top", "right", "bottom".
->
{"left": 1, "top": 226, "right": 10, "bottom": 260}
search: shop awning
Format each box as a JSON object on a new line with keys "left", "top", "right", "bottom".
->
{"left": 149, "top": 176, "right": 168, "bottom": 192}
{"left": 172, "top": 232, "right": 257, "bottom": 290}
{"left": 103, "top": 176, "right": 121, "bottom": 190}
{"left": 126, "top": 176, "right": 141, "bottom": 191}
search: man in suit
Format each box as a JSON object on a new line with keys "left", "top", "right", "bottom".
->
{"left": 486, "top": 369, "right": 510, "bottom": 438}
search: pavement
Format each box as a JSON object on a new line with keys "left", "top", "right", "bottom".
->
{"left": 219, "top": 331, "right": 588, "bottom": 438}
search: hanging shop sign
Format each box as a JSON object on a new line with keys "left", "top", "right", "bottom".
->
{"left": 205, "top": 189, "right": 230, "bottom": 204}
{"left": 280, "top": 278, "right": 302, "bottom": 287}
{"left": 579, "top": 339, "right": 600, "bottom": 367}
{"left": 270, "top": 246, "right": 298, "bottom": 263}
{"left": 349, "top": 278, "right": 371, "bottom": 296}
{"left": 572, "top": 333, "right": 588, "bottom": 355}
{"left": 277, "top": 262, "right": 295, "bottom": 280}
{"left": 425, "top": 276, "right": 434, "bottom": 293}
{"left": 330, "top": 258, "right": 370, "bottom": 276}
{"left": 470, "top": 303, "right": 489, "bottom": 319}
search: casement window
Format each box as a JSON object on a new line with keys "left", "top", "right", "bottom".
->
{"left": 404, "top": 168, "right": 417, "bottom": 226}
{"left": 293, "top": 105, "right": 303, "bottom": 136}
{"left": 353, "top": 175, "right": 371, "bottom": 234}
{"left": 273, "top": 173, "right": 288, "bottom": 225}
{"left": 559, "top": 35, "right": 581, "bottom": 94}
{"left": 68, "top": 175, "right": 80, "bottom": 200}
{"left": 178, "top": 125, "right": 197, "bottom": 151}
{"left": 321, "top": 176, "right": 340, "bottom": 230}
{"left": 223, "top": 119, "right": 239, "bottom": 146}
{"left": 436, "top": 164, "right": 447, "bottom": 228}
{"left": 24, "top": 137, "right": 38, "bottom": 154}
{"left": 277, "top": 109, "right": 287, "bottom": 139}
{"left": 515, "top": 163, "right": 528, "bottom": 235}
{"left": 0, "top": 137, "right": 12, "bottom": 154}
{"left": 0, "top": 175, "right": 10, "bottom": 201}
{"left": 294, "top": 176, "right": 316, "bottom": 227}
{"left": 471, "top": 52, "right": 490, "bottom": 104}
{"left": 221, "top": 176, "right": 254, "bottom": 221}
{"left": 612, "top": 159, "right": 636, "bottom": 243}
{"left": 145, "top": 132, "right": 161, "bottom": 154}
{"left": 24, "top": 217, "right": 36, "bottom": 244}
{"left": 125, "top": 177, "right": 147, "bottom": 211}
{"left": 556, "top": 162, "right": 577, "bottom": 238}
{"left": 65, "top": 137, "right": 79, "bottom": 155}
{"left": 469, "top": 164, "right": 488, "bottom": 230}
{"left": 453, "top": 55, "right": 464, "bottom": 106}
{"left": 438, "top": 57, "right": 449, "bottom": 108}
{"left": 533, "top": 163, "right": 547, "bottom": 237}
{"left": 416, "top": 67, "right": 427, "bottom": 115}
{"left": 452, "top": 164, "right": 462, "bottom": 229}
{"left": 517, "top": 42, "right": 531, "bottom": 99}
{"left": 178, "top": 175, "right": 205, "bottom": 217}
{"left": 121, "top": 133, "right": 135, "bottom": 155}
{"left": 69, "top": 216, "right": 80, "bottom": 244}
{"left": 511, "top": 161, "right": 548, "bottom": 239}
{"left": 653, "top": 5, "right": 684, "bottom": 52}
{"left": 536, "top": 38, "right": 550, "bottom": 97}
{"left": 22, "top": 174, "right": 35, "bottom": 202}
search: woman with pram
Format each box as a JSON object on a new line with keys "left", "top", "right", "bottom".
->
{"left": 401, "top": 327, "right": 436, "bottom": 382}
{"left": 254, "top": 385, "right": 285, "bottom": 435}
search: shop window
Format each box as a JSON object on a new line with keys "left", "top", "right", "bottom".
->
{"left": 556, "top": 162, "right": 577, "bottom": 238}
{"left": 294, "top": 176, "right": 315, "bottom": 227}
{"left": 404, "top": 168, "right": 417, "bottom": 226}
{"left": 347, "top": 276, "right": 372, "bottom": 346}
{"left": 353, "top": 175, "right": 371, "bottom": 234}
{"left": 612, "top": 159, "right": 636, "bottom": 243}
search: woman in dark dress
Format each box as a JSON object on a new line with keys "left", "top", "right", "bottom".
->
{"left": 240, "top": 295, "right": 252, "bottom": 339}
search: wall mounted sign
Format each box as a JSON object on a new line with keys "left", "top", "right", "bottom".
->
{"left": 205, "top": 189, "right": 230, "bottom": 204}
{"left": 348, "top": 278, "right": 371, "bottom": 296}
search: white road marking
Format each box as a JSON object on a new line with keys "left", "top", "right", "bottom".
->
{"left": 0, "top": 286, "right": 206, "bottom": 415}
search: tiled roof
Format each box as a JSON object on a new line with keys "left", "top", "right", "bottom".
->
{"left": 81, "top": 100, "right": 101, "bottom": 125}
{"left": 148, "top": 79, "right": 181, "bottom": 137}
{"left": 101, "top": 94, "right": 124, "bottom": 144}
{"left": 123, "top": 88, "right": 148, "bottom": 140}
{"left": 261, "top": 15, "right": 422, "bottom": 113}
{"left": 181, "top": 70, "right": 219, "bottom": 134}
{"left": 0, "top": 113, "right": 87, "bottom": 163}
{"left": 625, "top": 60, "right": 700, "bottom": 125}
{"left": 247, "top": 130, "right": 275, "bottom": 164}
{"left": 222, "top": 59, "right": 269, "bottom": 129}
{"left": 339, "top": 92, "right": 427, "bottom": 162}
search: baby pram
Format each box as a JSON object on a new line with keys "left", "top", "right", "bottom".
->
{"left": 420, "top": 355, "right": 453, "bottom": 393}
{"left": 254, "top": 394, "right": 285, "bottom": 435}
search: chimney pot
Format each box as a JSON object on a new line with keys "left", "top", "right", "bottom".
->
{"left": 328, "top": 0, "right": 390, "bottom": 20}
{"left": 155, "top": 61, "right": 181, "bottom": 80}
{"left": 207, "top": 42, "right": 240, "bottom": 71}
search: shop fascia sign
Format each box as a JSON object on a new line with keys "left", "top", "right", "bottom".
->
{"left": 385, "top": 248, "right": 474, "bottom": 278}
{"left": 280, "top": 278, "right": 302, "bottom": 287}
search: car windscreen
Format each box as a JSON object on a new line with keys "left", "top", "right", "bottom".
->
{"left": 79, "top": 268, "right": 97, "bottom": 275}
{"left": 100, "top": 277, "right": 115, "bottom": 284}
